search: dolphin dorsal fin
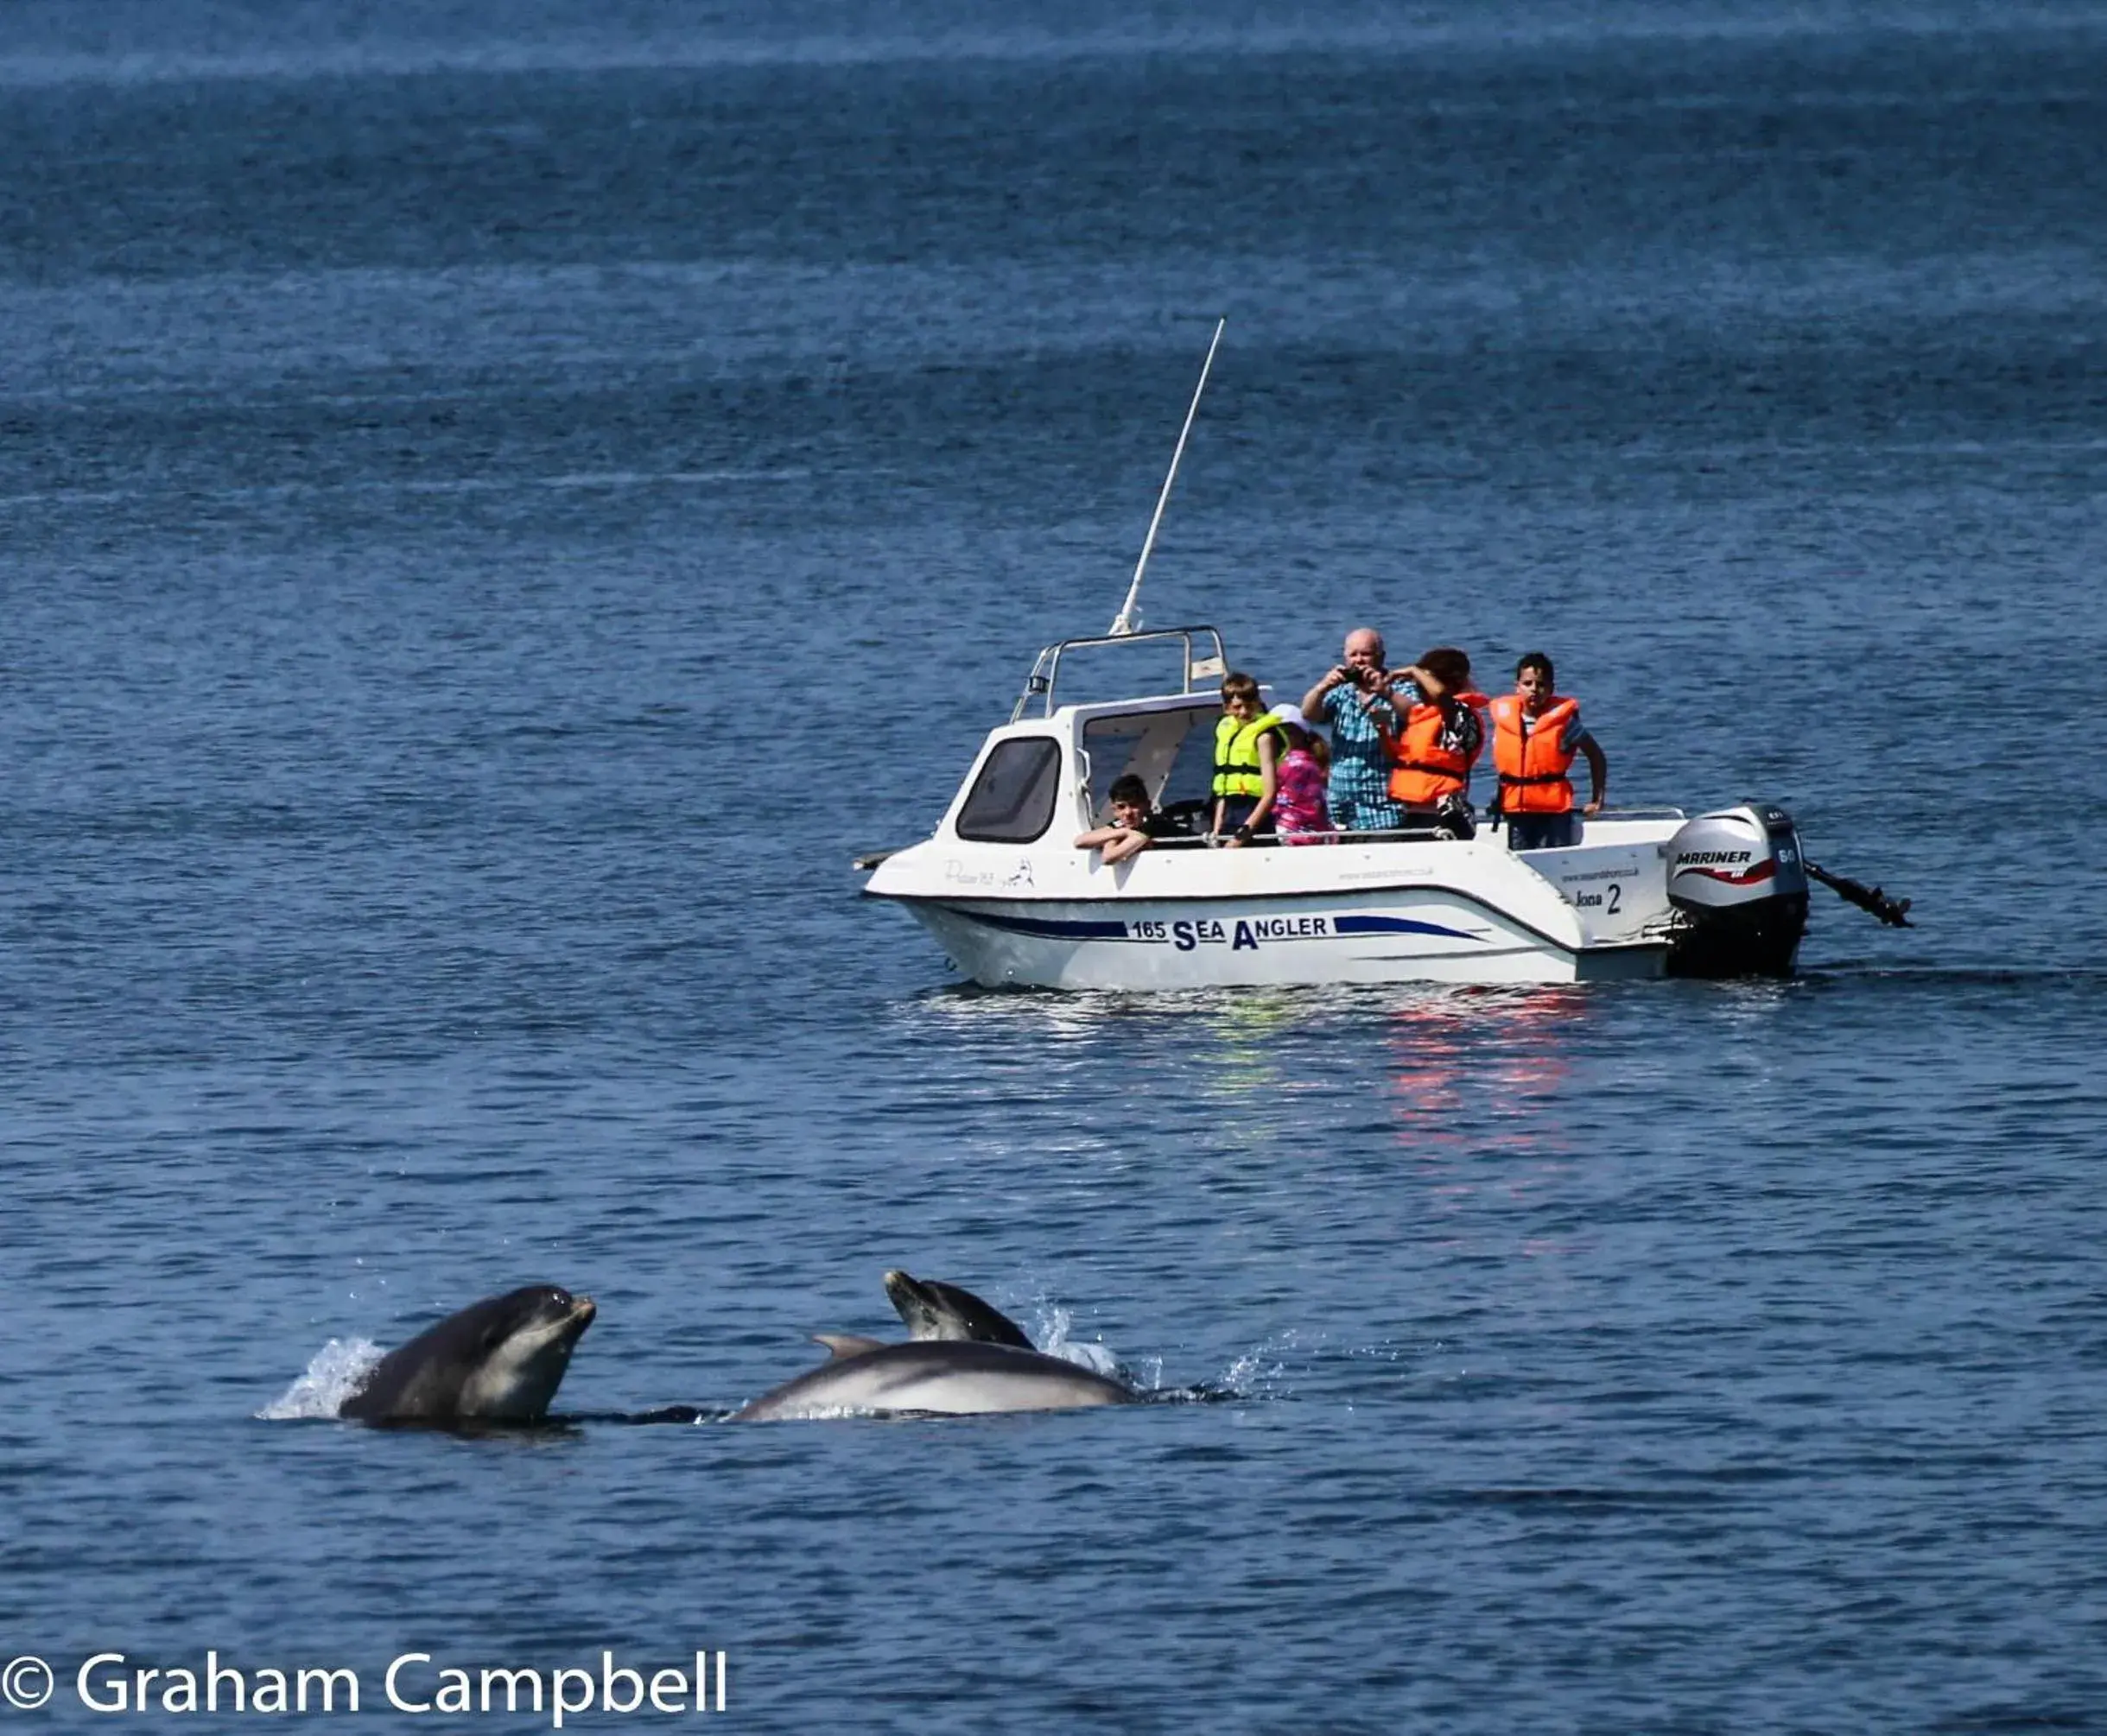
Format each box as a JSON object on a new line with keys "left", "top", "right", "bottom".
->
{"left": 813, "top": 1334, "right": 888, "bottom": 1360}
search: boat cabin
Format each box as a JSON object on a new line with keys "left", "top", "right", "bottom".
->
{"left": 939, "top": 628, "right": 1235, "bottom": 848}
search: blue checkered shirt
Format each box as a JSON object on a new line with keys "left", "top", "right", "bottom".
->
{"left": 1316, "top": 683, "right": 1404, "bottom": 829}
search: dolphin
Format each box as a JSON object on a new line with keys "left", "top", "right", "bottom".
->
{"left": 730, "top": 1338, "right": 1137, "bottom": 1422}
{"left": 339, "top": 1285, "right": 597, "bottom": 1425}
{"left": 727, "top": 1270, "right": 1136, "bottom": 1421}
{"left": 882, "top": 1270, "right": 1035, "bottom": 1349}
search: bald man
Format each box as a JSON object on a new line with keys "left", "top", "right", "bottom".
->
{"left": 1301, "top": 627, "right": 1407, "bottom": 836}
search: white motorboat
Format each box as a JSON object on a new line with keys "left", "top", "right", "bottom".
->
{"left": 858, "top": 323, "right": 1827, "bottom": 990}
{"left": 858, "top": 624, "right": 1812, "bottom": 990}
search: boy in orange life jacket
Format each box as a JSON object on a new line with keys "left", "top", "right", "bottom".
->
{"left": 1378, "top": 647, "right": 1488, "bottom": 839}
{"left": 1488, "top": 651, "right": 1609, "bottom": 851}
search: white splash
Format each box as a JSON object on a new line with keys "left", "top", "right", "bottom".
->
{"left": 1033, "top": 1302, "right": 1142, "bottom": 1384}
{"left": 257, "top": 1338, "right": 383, "bottom": 1420}
{"left": 1217, "top": 1346, "right": 1286, "bottom": 1396}
{"left": 1211, "top": 1329, "right": 1315, "bottom": 1398}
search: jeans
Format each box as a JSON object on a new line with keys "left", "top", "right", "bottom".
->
{"left": 1506, "top": 811, "right": 1581, "bottom": 851}
{"left": 1215, "top": 797, "right": 1276, "bottom": 838}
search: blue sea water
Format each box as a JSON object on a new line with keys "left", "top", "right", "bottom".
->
{"left": 3, "top": 2, "right": 2106, "bottom": 1730}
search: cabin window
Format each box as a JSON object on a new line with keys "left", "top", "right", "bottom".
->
{"left": 955, "top": 737, "right": 1064, "bottom": 843}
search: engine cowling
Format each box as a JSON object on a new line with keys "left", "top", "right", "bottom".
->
{"left": 1664, "top": 802, "right": 1810, "bottom": 978}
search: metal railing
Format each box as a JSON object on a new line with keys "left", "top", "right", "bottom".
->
{"left": 1088, "top": 821, "right": 1465, "bottom": 849}
{"left": 1080, "top": 808, "right": 1691, "bottom": 849}
{"left": 1010, "top": 626, "right": 1229, "bottom": 722}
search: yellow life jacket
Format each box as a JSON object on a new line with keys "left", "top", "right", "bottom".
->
{"left": 1212, "top": 711, "right": 1281, "bottom": 798}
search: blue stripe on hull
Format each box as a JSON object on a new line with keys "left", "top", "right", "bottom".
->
{"left": 951, "top": 909, "right": 1481, "bottom": 944}
{"left": 956, "top": 909, "right": 1133, "bottom": 940}
{"left": 1330, "top": 915, "right": 1479, "bottom": 942}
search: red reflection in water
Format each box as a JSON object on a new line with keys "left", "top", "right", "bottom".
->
{"left": 1384, "top": 985, "right": 1591, "bottom": 1169}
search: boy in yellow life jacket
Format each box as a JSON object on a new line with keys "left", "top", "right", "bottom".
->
{"left": 1488, "top": 650, "right": 1609, "bottom": 851}
{"left": 1209, "top": 671, "right": 1283, "bottom": 848}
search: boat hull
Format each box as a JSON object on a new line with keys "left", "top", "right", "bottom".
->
{"left": 882, "top": 888, "right": 1666, "bottom": 989}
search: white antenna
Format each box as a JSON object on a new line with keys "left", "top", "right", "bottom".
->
{"left": 1109, "top": 315, "right": 1226, "bottom": 637}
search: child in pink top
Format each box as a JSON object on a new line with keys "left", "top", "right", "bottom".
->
{"left": 1270, "top": 705, "right": 1335, "bottom": 845}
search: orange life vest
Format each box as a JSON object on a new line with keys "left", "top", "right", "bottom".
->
{"left": 1490, "top": 694, "right": 1581, "bottom": 814}
{"left": 1384, "top": 692, "right": 1488, "bottom": 808}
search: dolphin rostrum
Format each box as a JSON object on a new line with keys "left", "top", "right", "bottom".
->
{"left": 338, "top": 1285, "right": 597, "bottom": 1424}
{"left": 882, "top": 1270, "right": 1036, "bottom": 1349}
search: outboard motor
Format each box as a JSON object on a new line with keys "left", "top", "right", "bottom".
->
{"left": 1664, "top": 802, "right": 1810, "bottom": 978}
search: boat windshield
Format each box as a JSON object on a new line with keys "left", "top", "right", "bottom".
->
{"left": 1081, "top": 705, "right": 1219, "bottom": 824}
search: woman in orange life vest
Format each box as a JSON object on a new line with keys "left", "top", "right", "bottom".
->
{"left": 1377, "top": 646, "right": 1489, "bottom": 839}
{"left": 1488, "top": 650, "right": 1609, "bottom": 852}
